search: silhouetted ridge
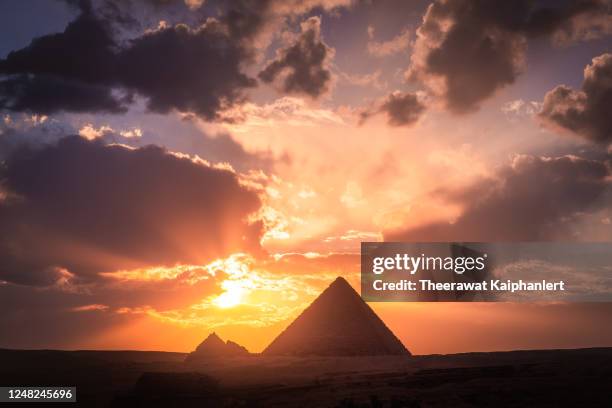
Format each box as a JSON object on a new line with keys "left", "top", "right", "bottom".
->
{"left": 263, "top": 277, "right": 410, "bottom": 356}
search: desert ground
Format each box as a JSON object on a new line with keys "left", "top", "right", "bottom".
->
{"left": 1, "top": 347, "right": 610, "bottom": 407}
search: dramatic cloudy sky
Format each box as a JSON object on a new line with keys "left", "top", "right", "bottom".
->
{"left": 0, "top": 0, "right": 611, "bottom": 354}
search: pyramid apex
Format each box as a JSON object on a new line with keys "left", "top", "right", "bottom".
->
{"left": 195, "top": 332, "right": 225, "bottom": 351}
{"left": 330, "top": 276, "right": 351, "bottom": 287}
{"left": 327, "top": 276, "right": 358, "bottom": 295}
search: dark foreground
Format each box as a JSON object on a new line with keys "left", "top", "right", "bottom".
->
{"left": 0, "top": 347, "right": 610, "bottom": 407}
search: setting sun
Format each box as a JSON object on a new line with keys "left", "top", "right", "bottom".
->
{"left": 212, "top": 282, "right": 247, "bottom": 309}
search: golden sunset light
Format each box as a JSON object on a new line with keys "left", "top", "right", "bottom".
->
{"left": 0, "top": 0, "right": 611, "bottom": 405}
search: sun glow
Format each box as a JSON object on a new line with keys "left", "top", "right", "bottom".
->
{"left": 207, "top": 254, "right": 255, "bottom": 309}
{"left": 99, "top": 252, "right": 352, "bottom": 330}
{"left": 212, "top": 282, "right": 247, "bottom": 308}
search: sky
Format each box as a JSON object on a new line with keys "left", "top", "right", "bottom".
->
{"left": 0, "top": 0, "right": 611, "bottom": 355}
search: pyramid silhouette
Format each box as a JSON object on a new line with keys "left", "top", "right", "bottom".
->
{"left": 185, "top": 332, "right": 249, "bottom": 362}
{"left": 193, "top": 332, "right": 227, "bottom": 355}
{"left": 263, "top": 277, "right": 410, "bottom": 356}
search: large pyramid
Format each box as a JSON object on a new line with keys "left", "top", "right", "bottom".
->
{"left": 263, "top": 277, "right": 410, "bottom": 356}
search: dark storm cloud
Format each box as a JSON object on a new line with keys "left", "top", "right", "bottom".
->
{"left": 221, "top": 0, "right": 275, "bottom": 41}
{"left": 116, "top": 22, "right": 256, "bottom": 116}
{"left": 526, "top": 0, "right": 612, "bottom": 44}
{"left": 408, "top": 0, "right": 612, "bottom": 113}
{"left": 0, "top": 136, "right": 263, "bottom": 286}
{"left": 0, "top": 7, "right": 124, "bottom": 114}
{"left": 0, "top": 75, "right": 130, "bottom": 114}
{"left": 0, "top": 6, "right": 115, "bottom": 81}
{"left": 386, "top": 154, "right": 611, "bottom": 241}
{"left": 259, "top": 16, "right": 333, "bottom": 98}
{"left": 539, "top": 53, "right": 612, "bottom": 144}
{"left": 360, "top": 91, "right": 426, "bottom": 126}
{"left": 1, "top": 0, "right": 353, "bottom": 117}
{"left": 0, "top": 2, "right": 255, "bottom": 119}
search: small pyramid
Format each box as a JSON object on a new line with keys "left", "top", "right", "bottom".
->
{"left": 185, "top": 333, "right": 249, "bottom": 362}
{"left": 225, "top": 340, "right": 249, "bottom": 355}
{"left": 263, "top": 277, "right": 410, "bottom": 356}
{"left": 193, "top": 332, "right": 226, "bottom": 355}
